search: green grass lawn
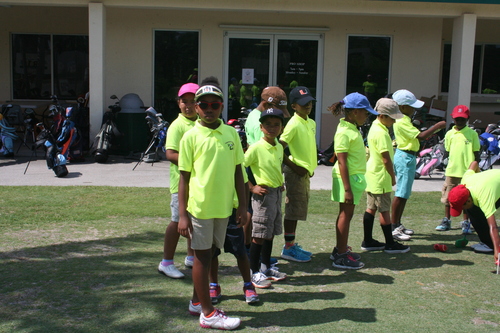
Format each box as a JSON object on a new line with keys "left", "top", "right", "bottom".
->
{"left": 1, "top": 186, "right": 499, "bottom": 332}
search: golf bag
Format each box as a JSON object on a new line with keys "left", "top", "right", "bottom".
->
{"left": 36, "top": 124, "right": 68, "bottom": 177}
{"left": 415, "top": 140, "right": 445, "bottom": 179}
{"left": 92, "top": 98, "right": 122, "bottom": 163}
{"left": 479, "top": 132, "right": 500, "bottom": 170}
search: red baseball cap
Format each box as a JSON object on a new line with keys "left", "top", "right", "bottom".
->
{"left": 448, "top": 184, "right": 470, "bottom": 217}
{"left": 451, "top": 105, "right": 470, "bottom": 119}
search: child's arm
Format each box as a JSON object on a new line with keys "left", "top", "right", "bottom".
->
{"left": 381, "top": 151, "right": 396, "bottom": 186}
{"left": 177, "top": 170, "right": 192, "bottom": 237}
{"left": 166, "top": 149, "right": 179, "bottom": 165}
{"left": 468, "top": 160, "right": 480, "bottom": 173}
{"left": 487, "top": 214, "right": 500, "bottom": 262}
{"left": 337, "top": 152, "right": 353, "bottom": 204}
{"left": 279, "top": 140, "right": 308, "bottom": 177}
{"left": 235, "top": 164, "right": 248, "bottom": 228}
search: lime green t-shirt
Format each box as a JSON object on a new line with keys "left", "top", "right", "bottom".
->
{"left": 244, "top": 109, "right": 263, "bottom": 146}
{"left": 178, "top": 120, "right": 244, "bottom": 219}
{"left": 462, "top": 169, "right": 500, "bottom": 218}
{"left": 366, "top": 119, "right": 394, "bottom": 194}
{"left": 332, "top": 118, "right": 366, "bottom": 178}
{"left": 444, "top": 126, "right": 480, "bottom": 178}
{"left": 280, "top": 113, "right": 317, "bottom": 176}
{"left": 165, "top": 114, "right": 196, "bottom": 194}
{"left": 393, "top": 115, "right": 420, "bottom": 151}
{"left": 244, "top": 137, "right": 284, "bottom": 188}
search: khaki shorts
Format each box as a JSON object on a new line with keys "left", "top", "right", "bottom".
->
{"left": 189, "top": 214, "right": 229, "bottom": 250}
{"left": 251, "top": 187, "right": 283, "bottom": 239}
{"left": 366, "top": 192, "right": 391, "bottom": 212}
{"left": 441, "top": 176, "right": 462, "bottom": 205}
{"left": 284, "top": 165, "right": 310, "bottom": 221}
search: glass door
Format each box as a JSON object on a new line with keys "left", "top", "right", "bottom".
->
{"left": 224, "top": 32, "right": 323, "bottom": 141}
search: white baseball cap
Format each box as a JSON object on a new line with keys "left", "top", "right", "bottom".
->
{"left": 392, "top": 89, "right": 424, "bottom": 108}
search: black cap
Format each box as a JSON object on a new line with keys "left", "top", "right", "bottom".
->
{"left": 260, "top": 107, "right": 284, "bottom": 123}
{"left": 289, "top": 86, "right": 315, "bottom": 106}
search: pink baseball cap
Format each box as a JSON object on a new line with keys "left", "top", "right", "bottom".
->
{"left": 178, "top": 83, "right": 199, "bottom": 97}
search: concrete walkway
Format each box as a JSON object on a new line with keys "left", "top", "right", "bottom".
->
{"left": 1, "top": 146, "right": 453, "bottom": 191}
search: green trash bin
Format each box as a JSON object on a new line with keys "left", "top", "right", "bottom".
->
{"left": 114, "top": 93, "right": 150, "bottom": 156}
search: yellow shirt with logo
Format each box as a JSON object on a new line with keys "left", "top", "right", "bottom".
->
{"left": 444, "top": 126, "right": 480, "bottom": 178}
{"left": 366, "top": 119, "right": 394, "bottom": 194}
{"left": 462, "top": 169, "right": 500, "bottom": 218}
{"left": 179, "top": 120, "right": 244, "bottom": 219}
{"left": 332, "top": 118, "right": 366, "bottom": 178}
{"left": 280, "top": 113, "right": 317, "bottom": 176}
{"left": 393, "top": 115, "right": 420, "bottom": 152}
{"left": 165, "top": 114, "right": 196, "bottom": 194}
{"left": 244, "top": 137, "right": 284, "bottom": 188}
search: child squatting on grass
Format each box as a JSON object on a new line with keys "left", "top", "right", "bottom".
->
{"left": 328, "top": 92, "right": 378, "bottom": 270}
{"left": 245, "top": 107, "right": 287, "bottom": 288}
{"left": 177, "top": 77, "right": 246, "bottom": 330}
{"left": 158, "top": 83, "right": 198, "bottom": 279}
{"left": 362, "top": 98, "right": 410, "bottom": 255}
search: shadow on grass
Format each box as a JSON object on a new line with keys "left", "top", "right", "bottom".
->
{"left": 235, "top": 306, "right": 376, "bottom": 328}
{"left": 0, "top": 231, "right": 198, "bottom": 332}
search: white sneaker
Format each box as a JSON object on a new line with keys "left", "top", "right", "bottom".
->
{"left": 158, "top": 263, "right": 184, "bottom": 279}
{"left": 199, "top": 309, "right": 241, "bottom": 330}
{"left": 473, "top": 243, "right": 493, "bottom": 253}
{"left": 188, "top": 300, "right": 202, "bottom": 316}
{"left": 251, "top": 272, "right": 271, "bottom": 289}
{"left": 392, "top": 225, "right": 411, "bottom": 241}
{"left": 184, "top": 256, "right": 194, "bottom": 268}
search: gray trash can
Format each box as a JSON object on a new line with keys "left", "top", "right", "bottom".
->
{"left": 115, "top": 93, "right": 150, "bottom": 155}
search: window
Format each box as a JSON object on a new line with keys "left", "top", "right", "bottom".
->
{"left": 346, "top": 36, "right": 391, "bottom": 106}
{"left": 154, "top": 30, "right": 199, "bottom": 124}
{"left": 12, "top": 34, "right": 89, "bottom": 100}
{"left": 441, "top": 43, "right": 500, "bottom": 94}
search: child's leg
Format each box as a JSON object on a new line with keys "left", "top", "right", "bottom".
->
{"left": 363, "top": 209, "right": 376, "bottom": 242}
{"left": 163, "top": 221, "right": 180, "bottom": 259}
{"left": 249, "top": 238, "right": 263, "bottom": 273}
{"left": 192, "top": 245, "right": 216, "bottom": 316}
{"left": 379, "top": 210, "right": 394, "bottom": 245}
{"left": 283, "top": 219, "right": 298, "bottom": 248}
{"left": 260, "top": 238, "right": 273, "bottom": 271}
{"left": 335, "top": 203, "right": 356, "bottom": 254}
{"left": 391, "top": 196, "right": 407, "bottom": 225}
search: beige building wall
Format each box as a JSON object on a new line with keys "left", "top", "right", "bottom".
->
{"left": 1, "top": 3, "right": 500, "bottom": 146}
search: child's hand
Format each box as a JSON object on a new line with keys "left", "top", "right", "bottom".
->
{"left": 178, "top": 215, "right": 192, "bottom": 238}
{"left": 344, "top": 189, "right": 354, "bottom": 205}
{"left": 252, "top": 184, "right": 269, "bottom": 195}
{"left": 434, "top": 121, "right": 447, "bottom": 130}
{"left": 235, "top": 205, "right": 247, "bottom": 228}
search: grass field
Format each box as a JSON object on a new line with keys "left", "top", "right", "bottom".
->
{"left": 1, "top": 186, "right": 499, "bottom": 332}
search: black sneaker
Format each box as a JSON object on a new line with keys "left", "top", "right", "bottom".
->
{"left": 331, "top": 252, "right": 364, "bottom": 270}
{"left": 361, "top": 239, "right": 386, "bottom": 251}
{"left": 330, "top": 246, "right": 361, "bottom": 261}
{"left": 384, "top": 242, "right": 410, "bottom": 254}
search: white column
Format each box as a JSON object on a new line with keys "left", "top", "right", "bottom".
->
{"left": 88, "top": 3, "right": 106, "bottom": 140}
{"left": 447, "top": 13, "right": 476, "bottom": 124}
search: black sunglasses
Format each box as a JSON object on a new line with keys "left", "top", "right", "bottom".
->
{"left": 197, "top": 101, "right": 222, "bottom": 110}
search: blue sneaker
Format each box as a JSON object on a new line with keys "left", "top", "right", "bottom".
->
{"left": 294, "top": 243, "right": 313, "bottom": 257}
{"left": 281, "top": 245, "right": 311, "bottom": 262}
{"left": 435, "top": 217, "right": 451, "bottom": 231}
{"left": 461, "top": 220, "right": 474, "bottom": 234}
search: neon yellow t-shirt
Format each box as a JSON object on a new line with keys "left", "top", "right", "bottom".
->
{"left": 332, "top": 118, "right": 366, "bottom": 178}
{"left": 393, "top": 115, "right": 420, "bottom": 151}
{"left": 244, "top": 137, "right": 284, "bottom": 188}
{"left": 165, "top": 114, "right": 196, "bottom": 194}
{"left": 244, "top": 109, "right": 263, "bottom": 146}
{"left": 444, "top": 126, "right": 480, "bottom": 178}
{"left": 280, "top": 113, "right": 317, "bottom": 176}
{"left": 366, "top": 119, "right": 394, "bottom": 194}
{"left": 178, "top": 120, "right": 244, "bottom": 219}
{"left": 462, "top": 169, "right": 500, "bottom": 218}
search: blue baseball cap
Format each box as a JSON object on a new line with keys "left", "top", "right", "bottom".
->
{"left": 343, "top": 92, "right": 378, "bottom": 115}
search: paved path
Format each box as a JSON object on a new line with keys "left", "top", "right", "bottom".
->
{"left": 1, "top": 146, "right": 454, "bottom": 191}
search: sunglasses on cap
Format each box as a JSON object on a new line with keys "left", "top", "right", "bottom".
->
{"left": 196, "top": 101, "right": 222, "bottom": 110}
